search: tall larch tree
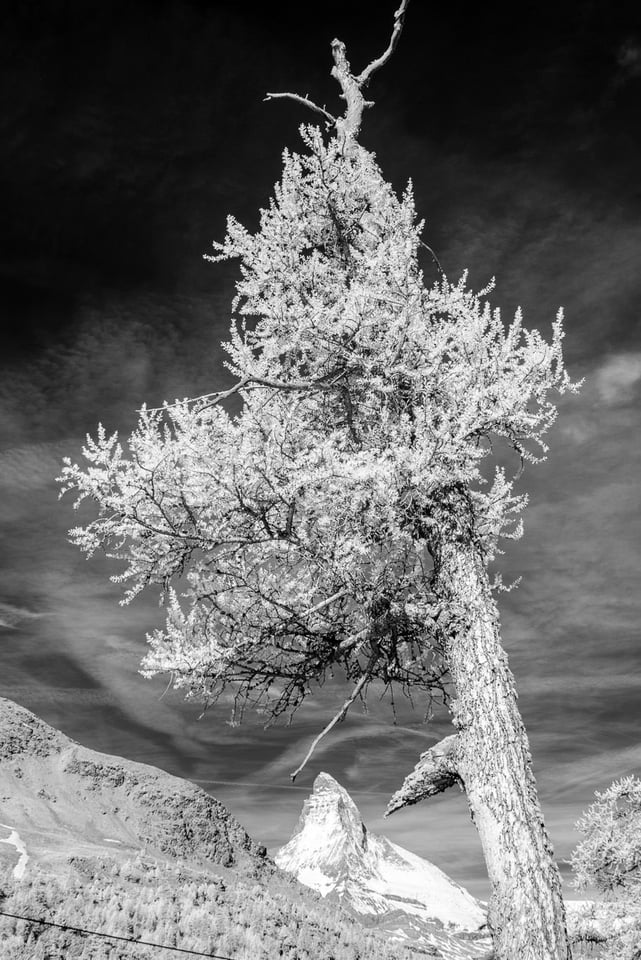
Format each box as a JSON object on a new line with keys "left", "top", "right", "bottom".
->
{"left": 59, "top": 3, "right": 578, "bottom": 957}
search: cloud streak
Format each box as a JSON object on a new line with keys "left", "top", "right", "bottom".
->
{"left": 595, "top": 351, "right": 641, "bottom": 404}
{"left": 0, "top": 601, "right": 42, "bottom": 630}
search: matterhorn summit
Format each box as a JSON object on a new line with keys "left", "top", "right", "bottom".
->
{"left": 276, "top": 772, "right": 374, "bottom": 897}
{"left": 276, "top": 773, "right": 489, "bottom": 959}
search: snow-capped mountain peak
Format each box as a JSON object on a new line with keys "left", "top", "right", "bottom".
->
{"left": 276, "top": 772, "right": 490, "bottom": 959}
{"left": 279, "top": 772, "right": 368, "bottom": 885}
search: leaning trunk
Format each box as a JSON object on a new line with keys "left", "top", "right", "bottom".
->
{"left": 433, "top": 531, "right": 571, "bottom": 960}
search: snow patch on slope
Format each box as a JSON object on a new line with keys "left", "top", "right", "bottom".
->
{"left": 0, "top": 823, "right": 29, "bottom": 879}
{"left": 297, "top": 865, "right": 335, "bottom": 896}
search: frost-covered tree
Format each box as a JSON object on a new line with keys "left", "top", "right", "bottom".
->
{"left": 59, "top": 4, "right": 578, "bottom": 958}
{"left": 570, "top": 777, "right": 641, "bottom": 959}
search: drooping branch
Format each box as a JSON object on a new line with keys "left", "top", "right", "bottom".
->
{"left": 384, "top": 733, "right": 461, "bottom": 817}
{"left": 290, "top": 653, "right": 378, "bottom": 781}
{"left": 420, "top": 239, "right": 445, "bottom": 278}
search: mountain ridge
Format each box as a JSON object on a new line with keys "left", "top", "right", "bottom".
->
{"left": 0, "top": 695, "right": 269, "bottom": 876}
{"left": 0, "top": 696, "right": 414, "bottom": 960}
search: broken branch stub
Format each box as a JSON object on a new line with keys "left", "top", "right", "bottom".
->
{"left": 384, "top": 734, "right": 461, "bottom": 817}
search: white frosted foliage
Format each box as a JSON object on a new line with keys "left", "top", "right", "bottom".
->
{"left": 570, "top": 776, "right": 641, "bottom": 959}
{"left": 58, "top": 127, "right": 576, "bottom": 725}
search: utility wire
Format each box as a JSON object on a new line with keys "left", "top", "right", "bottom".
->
{"left": 0, "top": 909, "right": 235, "bottom": 958}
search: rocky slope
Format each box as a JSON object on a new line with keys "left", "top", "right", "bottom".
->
{"left": 0, "top": 696, "right": 269, "bottom": 880}
{"left": 275, "top": 772, "right": 492, "bottom": 959}
{"left": 0, "top": 698, "right": 411, "bottom": 960}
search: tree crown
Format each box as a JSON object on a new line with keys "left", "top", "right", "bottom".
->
{"left": 59, "top": 126, "right": 576, "bottom": 734}
{"left": 572, "top": 776, "right": 641, "bottom": 895}
{"left": 571, "top": 777, "right": 641, "bottom": 960}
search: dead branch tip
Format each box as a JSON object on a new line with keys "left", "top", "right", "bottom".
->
{"left": 264, "top": 1, "right": 411, "bottom": 143}
{"left": 290, "top": 658, "right": 377, "bottom": 781}
{"left": 357, "top": 0, "right": 411, "bottom": 86}
{"left": 264, "top": 92, "right": 336, "bottom": 126}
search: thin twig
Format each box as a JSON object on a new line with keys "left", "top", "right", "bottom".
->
{"left": 158, "top": 673, "right": 175, "bottom": 700}
{"left": 337, "top": 625, "right": 370, "bottom": 655}
{"left": 290, "top": 655, "right": 377, "bottom": 781}
{"left": 264, "top": 92, "right": 336, "bottom": 125}
{"left": 299, "top": 590, "right": 348, "bottom": 620}
{"left": 142, "top": 371, "right": 347, "bottom": 414}
{"left": 420, "top": 239, "right": 444, "bottom": 277}
{"left": 139, "top": 377, "right": 250, "bottom": 414}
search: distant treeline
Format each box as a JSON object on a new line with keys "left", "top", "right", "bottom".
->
{"left": 0, "top": 855, "right": 415, "bottom": 960}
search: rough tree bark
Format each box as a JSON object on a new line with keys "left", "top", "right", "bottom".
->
{"left": 388, "top": 498, "right": 571, "bottom": 960}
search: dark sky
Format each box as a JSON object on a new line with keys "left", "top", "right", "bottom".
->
{"left": 1, "top": 0, "right": 640, "bottom": 898}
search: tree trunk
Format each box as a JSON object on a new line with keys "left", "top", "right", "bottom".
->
{"left": 433, "top": 530, "right": 571, "bottom": 960}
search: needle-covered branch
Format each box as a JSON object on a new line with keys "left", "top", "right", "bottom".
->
{"left": 143, "top": 369, "right": 350, "bottom": 414}
{"left": 570, "top": 777, "right": 641, "bottom": 959}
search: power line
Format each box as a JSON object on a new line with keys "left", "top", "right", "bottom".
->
{"left": 0, "top": 909, "right": 236, "bottom": 958}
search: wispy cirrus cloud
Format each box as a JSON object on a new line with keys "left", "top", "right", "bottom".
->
{"left": 0, "top": 601, "right": 42, "bottom": 630}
